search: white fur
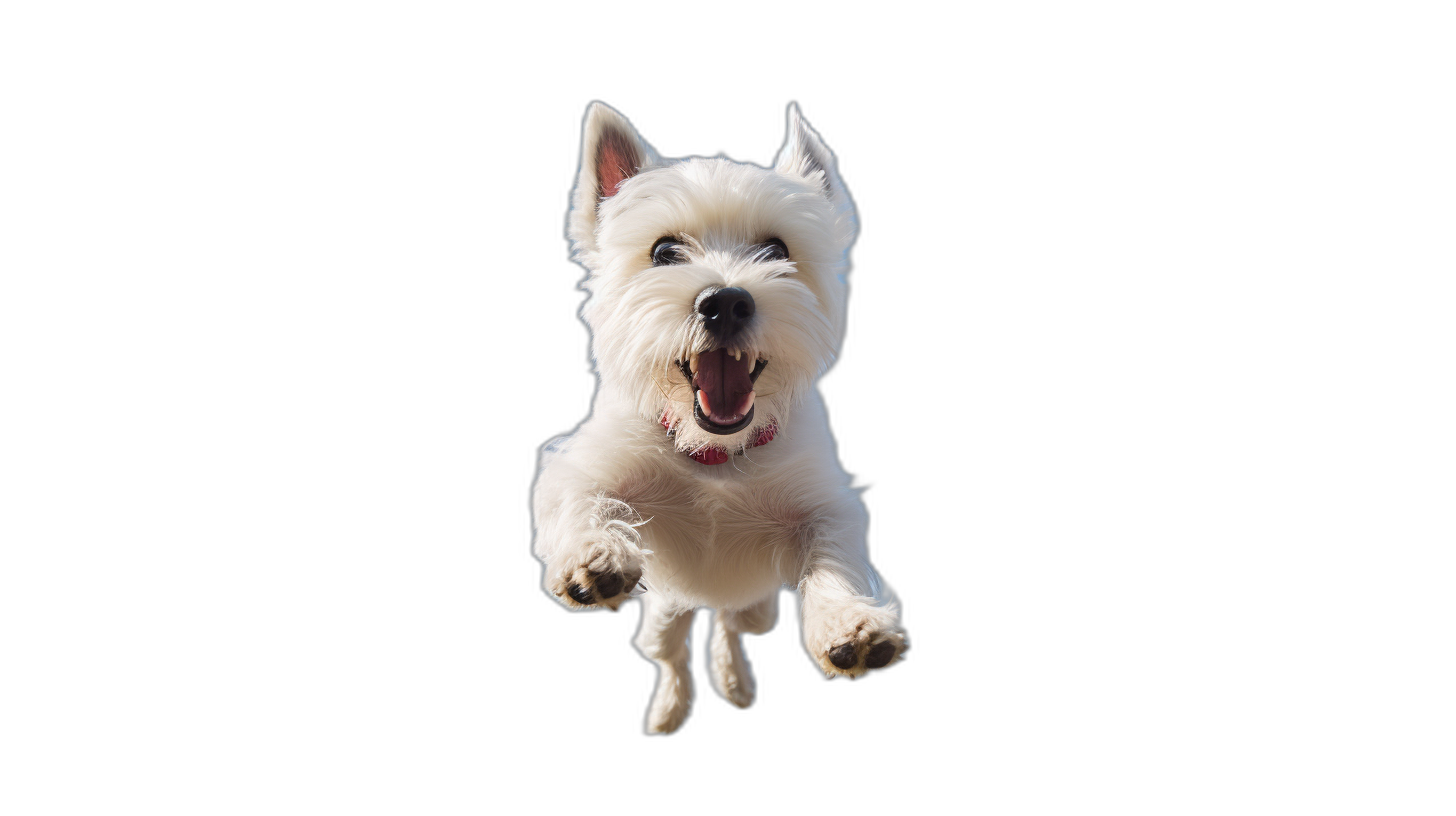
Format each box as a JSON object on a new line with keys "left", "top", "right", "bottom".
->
{"left": 533, "top": 102, "right": 905, "bottom": 733}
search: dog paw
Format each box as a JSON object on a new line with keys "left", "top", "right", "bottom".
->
{"left": 548, "top": 543, "right": 643, "bottom": 611}
{"left": 805, "top": 602, "right": 907, "bottom": 678}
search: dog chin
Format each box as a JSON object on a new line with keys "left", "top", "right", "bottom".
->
{"left": 665, "top": 407, "right": 770, "bottom": 453}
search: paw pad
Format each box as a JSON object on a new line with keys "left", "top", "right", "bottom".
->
{"left": 559, "top": 568, "right": 640, "bottom": 609}
{"left": 567, "top": 583, "right": 595, "bottom": 605}
{"left": 864, "top": 640, "right": 896, "bottom": 669}
{"left": 825, "top": 638, "right": 902, "bottom": 674}
{"left": 828, "top": 643, "right": 857, "bottom": 670}
{"left": 593, "top": 570, "right": 624, "bottom": 599}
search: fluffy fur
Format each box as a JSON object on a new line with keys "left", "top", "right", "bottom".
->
{"left": 533, "top": 102, "right": 906, "bottom": 733}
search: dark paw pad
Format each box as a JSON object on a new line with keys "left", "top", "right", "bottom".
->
{"left": 828, "top": 643, "right": 858, "bottom": 670}
{"left": 865, "top": 641, "right": 897, "bottom": 669}
{"left": 567, "top": 583, "right": 595, "bottom": 605}
{"left": 592, "top": 570, "right": 623, "bottom": 599}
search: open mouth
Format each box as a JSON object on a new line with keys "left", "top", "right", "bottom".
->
{"left": 676, "top": 349, "right": 767, "bottom": 435}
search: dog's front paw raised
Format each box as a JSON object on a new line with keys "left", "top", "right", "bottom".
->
{"left": 805, "top": 601, "right": 907, "bottom": 678}
{"left": 548, "top": 542, "right": 643, "bottom": 611}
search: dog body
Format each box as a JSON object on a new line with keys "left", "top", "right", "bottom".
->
{"left": 532, "top": 103, "right": 905, "bottom": 732}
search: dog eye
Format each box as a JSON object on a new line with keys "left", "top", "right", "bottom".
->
{"left": 651, "top": 237, "right": 687, "bottom": 266}
{"left": 753, "top": 238, "right": 789, "bottom": 263}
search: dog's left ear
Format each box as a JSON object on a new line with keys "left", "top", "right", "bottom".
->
{"left": 568, "top": 102, "right": 658, "bottom": 257}
{"left": 774, "top": 103, "right": 855, "bottom": 233}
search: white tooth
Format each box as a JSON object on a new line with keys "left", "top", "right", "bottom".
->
{"left": 689, "top": 353, "right": 698, "bottom": 374}
{"left": 733, "top": 347, "right": 742, "bottom": 362}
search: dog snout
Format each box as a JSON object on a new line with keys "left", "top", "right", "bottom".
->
{"left": 696, "top": 287, "right": 755, "bottom": 342}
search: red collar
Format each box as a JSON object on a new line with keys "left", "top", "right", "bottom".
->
{"left": 660, "top": 414, "right": 778, "bottom": 465}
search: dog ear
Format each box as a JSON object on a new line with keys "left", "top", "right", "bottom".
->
{"left": 569, "top": 102, "right": 658, "bottom": 256}
{"left": 780, "top": 102, "right": 850, "bottom": 198}
{"left": 774, "top": 103, "right": 853, "bottom": 219}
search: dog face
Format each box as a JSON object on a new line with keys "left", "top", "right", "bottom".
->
{"left": 567, "top": 103, "right": 858, "bottom": 455}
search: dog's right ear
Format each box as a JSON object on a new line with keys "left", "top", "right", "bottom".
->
{"left": 568, "top": 102, "right": 657, "bottom": 257}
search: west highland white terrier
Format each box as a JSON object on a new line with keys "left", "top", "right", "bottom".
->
{"left": 532, "top": 102, "right": 906, "bottom": 733}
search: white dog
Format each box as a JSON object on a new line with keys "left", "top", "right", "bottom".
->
{"left": 532, "top": 102, "right": 906, "bottom": 733}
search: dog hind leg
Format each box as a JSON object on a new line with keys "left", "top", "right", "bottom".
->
{"left": 634, "top": 592, "right": 695, "bottom": 734}
{"left": 709, "top": 592, "right": 779, "bottom": 708}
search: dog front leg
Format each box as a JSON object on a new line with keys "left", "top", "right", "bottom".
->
{"left": 795, "top": 507, "right": 907, "bottom": 678}
{"left": 532, "top": 454, "right": 647, "bottom": 611}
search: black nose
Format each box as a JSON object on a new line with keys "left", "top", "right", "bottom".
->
{"left": 696, "top": 287, "right": 755, "bottom": 341}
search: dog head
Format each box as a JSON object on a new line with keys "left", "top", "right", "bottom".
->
{"left": 567, "top": 102, "right": 857, "bottom": 456}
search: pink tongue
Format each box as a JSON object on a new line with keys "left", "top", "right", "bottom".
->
{"left": 694, "top": 349, "right": 755, "bottom": 425}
